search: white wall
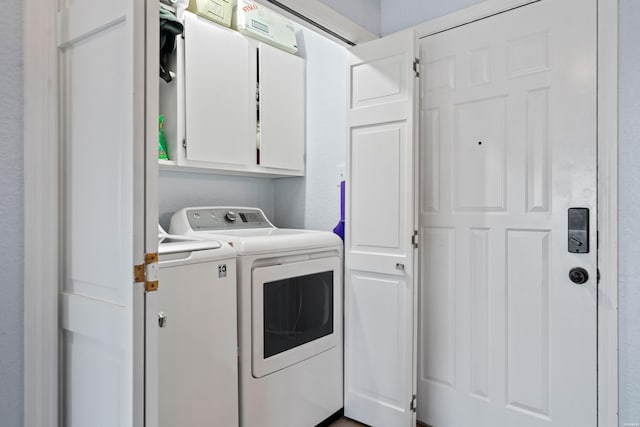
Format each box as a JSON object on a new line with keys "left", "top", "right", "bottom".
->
{"left": 0, "top": 0, "right": 23, "bottom": 424}
{"left": 618, "top": 1, "right": 640, "bottom": 423}
{"left": 273, "top": 27, "right": 347, "bottom": 231}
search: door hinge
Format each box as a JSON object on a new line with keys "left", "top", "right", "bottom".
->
{"left": 134, "top": 252, "right": 160, "bottom": 292}
{"left": 410, "top": 394, "right": 417, "bottom": 412}
{"left": 411, "top": 230, "right": 419, "bottom": 248}
{"left": 413, "top": 58, "right": 420, "bottom": 78}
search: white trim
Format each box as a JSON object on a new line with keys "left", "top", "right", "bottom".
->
{"left": 413, "top": 0, "right": 539, "bottom": 39}
{"left": 23, "top": 0, "right": 59, "bottom": 425}
{"left": 597, "top": 0, "right": 619, "bottom": 425}
{"left": 413, "top": 0, "right": 619, "bottom": 426}
{"left": 252, "top": 0, "right": 378, "bottom": 45}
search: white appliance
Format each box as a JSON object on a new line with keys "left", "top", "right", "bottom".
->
{"left": 232, "top": 0, "right": 298, "bottom": 53}
{"left": 152, "top": 237, "right": 239, "bottom": 427}
{"left": 170, "top": 207, "right": 343, "bottom": 427}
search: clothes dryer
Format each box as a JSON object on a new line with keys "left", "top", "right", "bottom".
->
{"left": 170, "top": 207, "right": 343, "bottom": 427}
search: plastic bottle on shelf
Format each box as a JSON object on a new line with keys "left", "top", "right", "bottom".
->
{"left": 158, "top": 115, "right": 169, "bottom": 160}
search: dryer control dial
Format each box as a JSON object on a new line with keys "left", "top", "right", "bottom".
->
{"left": 225, "top": 211, "right": 237, "bottom": 222}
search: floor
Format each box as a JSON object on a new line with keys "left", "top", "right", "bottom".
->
{"left": 328, "top": 417, "right": 426, "bottom": 427}
{"left": 328, "top": 418, "right": 365, "bottom": 427}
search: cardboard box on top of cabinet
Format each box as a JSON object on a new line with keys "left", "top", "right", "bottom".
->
{"left": 232, "top": 0, "right": 298, "bottom": 53}
{"left": 187, "top": 0, "right": 234, "bottom": 28}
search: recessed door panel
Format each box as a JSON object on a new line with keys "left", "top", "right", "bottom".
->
{"left": 506, "top": 230, "right": 551, "bottom": 418}
{"left": 347, "top": 271, "right": 409, "bottom": 408}
{"left": 453, "top": 96, "right": 507, "bottom": 211}
{"left": 351, "top": 54, "right": 407, "bottom": 109}
{"left": 420, "top": 227, "right": 456, "bottom": 388}
{"left": 350, "top": 123, "right": 405, "bottom": 252}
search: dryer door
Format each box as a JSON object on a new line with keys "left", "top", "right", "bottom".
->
{"left": 252, "top": 257, "right": 341, "bottom": 378}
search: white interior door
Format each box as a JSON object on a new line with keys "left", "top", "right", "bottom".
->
{"left": 417, "top": 1, "right": 597, "bottom": 426}
{"left": 344, "top": 29, "right": 418, "bottom": 427}
{"left": 58, "top": 1, "right": 154, "bottom": 426}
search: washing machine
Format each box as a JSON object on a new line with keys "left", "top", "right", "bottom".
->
{"left": 170, "top": 207, "right": 343, "bottom": 427}
{"left": 149, "top": 237, "right": 238, "bottom": 427}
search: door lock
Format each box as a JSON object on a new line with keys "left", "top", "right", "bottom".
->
{"left": 569, "top": 267, "right": 589, "bottom": 285}
{"left": 568, "top": 208, "right": 589, "bottom": 253}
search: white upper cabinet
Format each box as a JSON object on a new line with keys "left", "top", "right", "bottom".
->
{"left": 183, "top": 12, "right": 254, "bottom": 167}
{"left": 162, "top": 11, "right": 306, "bottom": 177}
{"left": 258, "top": 42, "right": 306, "bottom": 171}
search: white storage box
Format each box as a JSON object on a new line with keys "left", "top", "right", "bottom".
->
{"left": 232, "top": 0, "right": 298, "bottom": 53}
{"left": 187, "top": 0, "right": 234, "bottom": 27}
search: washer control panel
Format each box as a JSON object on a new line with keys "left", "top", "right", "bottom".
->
{"left": 185, "top": 207, "right": 273, "bottom": 231}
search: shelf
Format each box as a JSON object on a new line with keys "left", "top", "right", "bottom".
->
{"left": 159, "top": 159, "right": 177, "bottom": 167}
{"left": 158, "top": 161, "right": 304, "bottom": 178}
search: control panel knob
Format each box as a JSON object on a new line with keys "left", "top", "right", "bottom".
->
{"left": 225, "top": 211, "right": 237, "bottom": 222}
{"left": 569, "top": 267, "right": 589, "bottom": 285}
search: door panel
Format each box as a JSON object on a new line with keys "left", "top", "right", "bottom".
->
{"left": 345, "top": 29, "right": 417, "bottom": 427}
{"left": 350, "top": 123, "right": 405, "bottom": 255}
{"left": 418, "top": 1, "right": 597, "bottom": 426}
{"left": 59, "top": 0, "right": 148, "bottom": 425}
{"left": 346, "top": 271, "right": 411, "bottom": 412}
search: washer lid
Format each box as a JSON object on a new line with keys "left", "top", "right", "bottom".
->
{"left": 186, "top": 228, "right": 342, "bottom": 255}
{"left": 158, "top": 239, "right": 222, "bottom": 255}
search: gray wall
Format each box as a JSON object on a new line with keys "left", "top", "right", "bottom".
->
{"left": 317, "top": 0, "right": 382, "bottom": 36}
{"left": 158, "top": 172, "right": 276, "bottom": 230}
{"left": 380, "top": 0, "right": 484, "bottom": 35}
{"left": 618, "top": 1, "right": 640, "bottom": 424}
{"left": 0, "top": 0, "right": 23, "bottom": 425}
{"left": 274, "top": 27, "right": 347, "bottom": 231}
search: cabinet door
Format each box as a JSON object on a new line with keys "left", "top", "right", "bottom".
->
{"left": 183, "top": 12, "right": 254, "bottom": 166}
{"left": 258, "top": 43, "right": 305, "bottom": 172}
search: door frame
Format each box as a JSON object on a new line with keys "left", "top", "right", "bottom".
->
{"left": 23, "top": 0, "right": 619, "bottom": 426}
{"left": 413, "top": 0, "right": 618, "bottom": 426}
{"left": 24, "top": 0, "right": 59, "bottom": 424}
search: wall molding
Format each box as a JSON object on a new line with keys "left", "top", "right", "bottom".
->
{"left": 23, "top": 0, "right": 59, "bottom": 425}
